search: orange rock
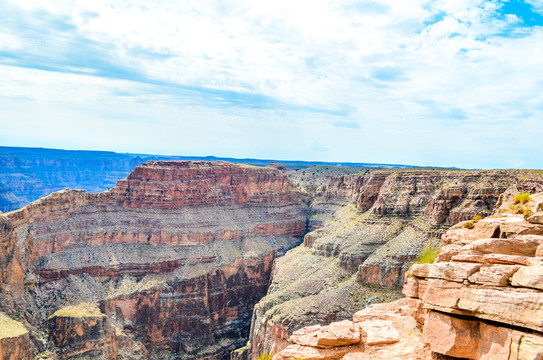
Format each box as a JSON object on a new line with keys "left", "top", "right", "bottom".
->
{"left": 476, "top": 322, "right": 513, "bottom": 360}
{"left": 402, "top": 277, "right": 428, "bottom": 299}
{"left": 422, "top": 311, "right": 479, "bottom": 359}
{"left": 467, "top": 264, "right": 520, "bottom": 286}
{"left": 510, "top": 265, "right": 543, "bottom": 290}
{"left": 272, "top": 343, "right": 352, "bottom": 360}
{"left": 467, "top": 236, "right": 543, "bottom": 256}
{"left": 428, "top": 262, "right": 482, "bottom": 282}
{"left": 290, "top": 321, "right": 360, "bottom": 349}
{"left": 409, "top": 263, "right": 432, "bottom": 278}
{"left": 451, "top": 252, "right": 535, "bottom": 266}
{"left": 358, "top": 320, "right": 399, "bottom": 345}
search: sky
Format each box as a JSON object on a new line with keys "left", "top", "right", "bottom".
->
{"left": 0, "top": 0, "right": 542, "bottom": 169}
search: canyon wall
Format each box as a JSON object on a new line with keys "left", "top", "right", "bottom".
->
{"left": 0, "top": 161, "right": 308, "bottom": 359}
{"left": 269, "top": 195, "right": 543, "bottom": 359}
{"left": 243, "top": 169, "right": 543, "bottom": 359}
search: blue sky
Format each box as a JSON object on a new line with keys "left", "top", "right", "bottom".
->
{"left": 0, "top": 0, "right": 542, "bottom": 168}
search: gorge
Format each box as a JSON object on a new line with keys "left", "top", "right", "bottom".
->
{"left": 1, "top": 157, "right": 543, "bottom": 359}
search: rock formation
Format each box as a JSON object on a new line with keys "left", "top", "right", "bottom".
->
{"left": 0, "top": 312, "right": 32, "bottom": 360}
{"left": 47, "top": 303, "right": 145, "bottom": 359}
{"left": 266, "top": 194, "right": 543, "bottom": 360}
{"left": 0, "top": 161, "right": 308, "bottom": 359}
{"left": 242, "top": 170, "right": 543, "bottom": 359}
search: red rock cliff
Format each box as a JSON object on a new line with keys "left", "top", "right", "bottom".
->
{"left": 1, "top": 161, "right": 308, "bottom": 359}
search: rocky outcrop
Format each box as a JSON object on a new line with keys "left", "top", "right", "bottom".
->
{"left": 403, "top": 208, "right": 543, "bottom": 359}
{"left": 1, "top": 161, "right": 308, "bottom": 359}
{"left": 241, "top": 170, "right": 543, "bottom": 359}
{"left": 0, "top": 312, "right": 32, "bottom": 360}
{"left": 271, "top": 298, "right": 431, "bottom": 360}
{"left": 268, "top": 201, "right": 543, "bottom": 360}
{"left": 48, "top": 303, "right": 145, "bottom": 359}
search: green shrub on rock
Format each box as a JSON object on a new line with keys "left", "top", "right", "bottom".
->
{"left": 514, "top": 192, "right": 532, "bottom": 204}
{"left": 416, "top": 244, "right": 439, "bottom": 264}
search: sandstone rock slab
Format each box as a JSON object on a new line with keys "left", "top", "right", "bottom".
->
{"left": 402, "top": 277, "right": 428, "bottom": 299}
{"left": 272, "top": 343, "right": 352, "bottom": 360}
{"left": 528, "top": 212, "right": 543, "bottom": 225}
{"left": 510, "top": 265, "right": 543, "bottom": 290}
{"left": 467, "top": 264, "right": 520, "bottom": 286}
{"left": 359, "top": 320, "right": 399, "bottom": 345}
{"left": 409, "top": 263, "right": 432, "bottom": 278}
{"left": 422, "top": 311, "right": 479, "bottom": 359}
{"left": 290, "top": 321, "right": 360, "bottom": 349}
{"left": 467, "top": 236, "right": 543, "bottom": 256}
{"left": 428, "top": 262, "right": 482, "bottom": 282}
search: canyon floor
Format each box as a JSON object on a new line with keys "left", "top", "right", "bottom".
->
{"left": 0, "top": 160, "right": 542, "bottom": 359}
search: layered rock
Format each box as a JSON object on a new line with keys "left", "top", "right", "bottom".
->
{"left": 267, "top": 201, "right": 543, "bottom": 360}
{"left": 242, "top": 170, "right": 543, "bottom": 359}
{"left": 403, "top": 207, "right": 543, "bottom": 359}
{"left": 0, "top": 312, "right": 32, "bottom": 360}
{"left": 47, "top": 303, "right": 145, "bottom": 359}
{"left": 0, "top": 161, "right": 308, "bottom": 359}
{"left": 271, "top": 298, "right": 431, "bottom": 360}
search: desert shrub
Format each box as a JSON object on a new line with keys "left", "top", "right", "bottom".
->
{"left": 524, "top": 208, "right": 534, "bottom": 220}
{"left": 514, "top": 192, "right": 532, "bottom": 204}
{"left": 510, "top": 204, "right": 524, "bottom": 214}
{"left": 538, "top": 203, "right": 543, "bottom": 211}
{"left": 257, "top": 355, "right": 273, "bottom": 360}
{"left": 473, "top": 215, "right": 482, "bottom": 222}
{"left": 416, "top": 244, "right": 439, "bottom": 264}
{"left": 463, "top": 221, "right": 475, "bottom": 229}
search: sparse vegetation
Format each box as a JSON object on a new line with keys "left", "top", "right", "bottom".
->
{"left": 257, "top": 354, "right": 273, "bottom": 360}
{"left": 524, "top": 208, "right": 534, "bottom": 220}
{"left": 0, "top": 312, "right": 28, "bottom": 339}
{"left": 416, "top": 244, "right": 439, "bottom": 264}
{"left": 473, "top": 215, "right": 482, "bottom": 222}
{"left": 463, "top": 221, "right": 475, "bottom": 229}
{"left": 49, "top": 303, "right": 105, "bottom": 319}
{"left": 514, "top": 192, "right": 532, "bottom": 204}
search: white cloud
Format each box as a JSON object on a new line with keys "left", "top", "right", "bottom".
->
{"left": 1, "top": 0, "right": 543, "bottom": 168}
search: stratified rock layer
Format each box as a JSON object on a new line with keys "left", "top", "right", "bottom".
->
{"left": 47, "top": 303, "right": 145, "bottom": 360}
{"left": 243, "top": 170, "right": 543, "bottom": 359}
{"left": 0, "top": 161, "right": 308, "bottom": 359}
{"left": 268, "top": 205, "right": 543, "bottom": 360}
{"left": 404, "top": 210, "right": 543, "bottom": 359}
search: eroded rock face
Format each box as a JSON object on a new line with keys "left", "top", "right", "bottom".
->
{"left": 272, "top": 298, "right": 431, "bottom": 360}
{"left": 0, "top": 161, "right": 308, "bottom": 359}
{"left": 48, "top": 303, "right": 145, "bottom": 360}
{"left": 405, "top": 211, "right": 543, "bottom": 359}
{"left": 242, "top": 170, "right": 543, "bottom": 360}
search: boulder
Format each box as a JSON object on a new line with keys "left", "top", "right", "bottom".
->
{"left": 289, "top": 321, "right": 360, "bottom": 349}
{"left": 272, "top": 344, "right": 352, "bottom": 360}
{"left": 467, "top": 236, "right": 543, "bottom": 256}
{"left": 527, "top": 212, "right": 543, "bottom": 225}
{"left": 422, "top": 311, "right": 479, "bottom": 359}
{"left": 467, "top": 264, "right": 520, "bottom": 286}
{"left": 409, "top": 263, "right": 432, "bottom": 278}
{"left": 428, "top": 262, "right": 482, "bottom": 282}
{"left": 510, "top": 265, "right": 543, "bottom": 290}
{"left": 358, "top": 320, "right": 399, "bottom": 345}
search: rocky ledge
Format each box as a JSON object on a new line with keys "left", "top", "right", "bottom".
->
{"left": 270, "top": 197, "right": 543, "bottom": 359}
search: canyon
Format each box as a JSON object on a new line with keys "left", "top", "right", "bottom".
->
{"left": 0, "top": 161, "right": 307, "bottom": 359}
{"left": 0, "top": 146, "right": 411, "bottom": 213}
{"left": 269, "top": 194, "right": 543, "bottom": 359}
{"left": 1, "top": 157, "right": 543, "bottom": 359}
